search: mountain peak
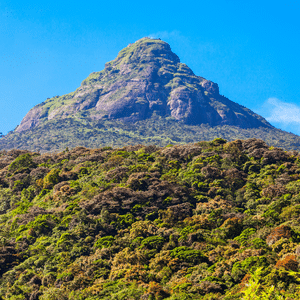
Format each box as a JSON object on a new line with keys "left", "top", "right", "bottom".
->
{"left": 16, "top": 38, "right": 272, "bottom": 133}
{"left": 103, "top": 37, "right": 180, "bottom": 72}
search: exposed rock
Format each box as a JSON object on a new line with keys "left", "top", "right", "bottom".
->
{"left": 16, "top": 37, "right": 272, "bottom": 132}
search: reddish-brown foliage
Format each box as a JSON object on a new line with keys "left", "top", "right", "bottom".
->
{"left": 266, "top": 225, "right": 292, "bottom": 246}
{"left": 275, "top": 254, "right": 298, "bottom": 271}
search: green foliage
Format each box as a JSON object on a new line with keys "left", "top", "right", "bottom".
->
{"left": 141, "top": 236, "right": 165, "bottom": 250}
{"left": 114, "top": 214, "right": 136, "bottom": 229}
{"left": 7, "top": 153, "right": 36, "bottom": 175}
{"left": 232, "top": 256, "right": 267, "bottom": 281}
{"left": 229, "top": 267, "right": 300, "bottom": 299}
{"left": 43, "top": 169, "right": 60, "bottom": 189}
{"left": 170, "top": 246, "right": 204, "bottom": 263}
{"left": 0, "top": 139, "right": 299, "bottom": 298}
{"left": 234, "top": 228, "right": 256, "bottom": 246}
{"left": 95, "top": 236, "right": 115, "bottom": 249}
{"left": 1, "top": 115, "right": 300, "bottom": 153}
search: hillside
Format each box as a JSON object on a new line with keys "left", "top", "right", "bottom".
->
{"left": 1, "top": 139, "right": 300, "bottom": 299}
{"left": 1, "top": 115, "right": 300, "bottom": 153}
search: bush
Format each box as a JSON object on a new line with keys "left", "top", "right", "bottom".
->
{"left": 43, "top": 169, "right": 60, "bottom": 189}
{"left": 95, "top": 236, "right": 115, "bottom": 249}
{"left": 141, "top": 236, "right": 165, "bottom": 250}
{"left": 170, "top": 246, "right": 204, "bottom": 264}
{"left": 7, "top": 153, "right": 36, "bottom": 176}
{"left": 275, "top": 254, "right": 298, "bottom": 271}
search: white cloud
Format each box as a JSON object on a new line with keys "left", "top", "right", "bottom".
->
{"left": 259, "top": 98, "right": 300, "bottom": 134}
{"left": 264, "top": 98, "right": 300, "bottom": 124}
{"left": 148, "top": 30, "right": 183, "bottom": 40}
{"left": 147, "top": 30, "right": 190, "bottom": 47}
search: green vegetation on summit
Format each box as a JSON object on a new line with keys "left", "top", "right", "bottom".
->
{"left": 1, "top": 139, "right": 300, "bottom": 299}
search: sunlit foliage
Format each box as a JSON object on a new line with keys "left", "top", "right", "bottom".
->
{"left": 0, "top": 138, "right": 300, "bottom": 298}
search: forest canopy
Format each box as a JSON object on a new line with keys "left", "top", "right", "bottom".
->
{"left": 0, "top": 138, "right": 300, "bottom": 299}
{"left": 1, "top": 115, "right": 300, "bottom": 153}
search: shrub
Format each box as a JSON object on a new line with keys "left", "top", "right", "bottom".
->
{"left": 170, "top": 246, "right": 204, "bottom": 264}
{"left": 7, "top": 153, "right": 36, "bottom": 176}
{"left": 275, "top": 254, "right": 298, "bottom": 271}
{"left": 141, "top": 236, "right": 165, "bottom": 250}
{"left": 266, "top": 225, "right": 291, "bottom": 246}
{"left": 234, "top": 228, "right": 256, "bottom": 246}
{"left": 95, "top": 236, "right": 115, "bottom": 249}
{"left": 43, "top": 169, "right": 61, "bottom": 189}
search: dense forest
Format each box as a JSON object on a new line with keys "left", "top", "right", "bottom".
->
{"left": 1, "top": 138, "right": 300, "bottom": 299}
{"left": 1, "top": 115, "right": 300, "bottom": 152}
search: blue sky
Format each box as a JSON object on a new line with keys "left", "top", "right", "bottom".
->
{"left": 1, "top": 0, "right": 300, "bottom": 135}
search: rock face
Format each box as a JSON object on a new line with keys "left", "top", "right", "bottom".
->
{"left": 16, "top": 37, "right": 272, "bottom": 132}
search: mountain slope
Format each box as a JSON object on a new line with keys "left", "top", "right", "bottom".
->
{"left": 2, "top": 115, "right": 300, "bottom": 153}
{"left": 2, "top": 37, "right": 300, "bottom": 152}
{"left": 1, "top": 139, "right": 300, "bottom": 299}
{"left": 16, "top": 37, "right": 271, "bottom": 133}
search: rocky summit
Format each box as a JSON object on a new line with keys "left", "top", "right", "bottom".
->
{"left": 16, "top": 37, "right": 271, "bottom": 133}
